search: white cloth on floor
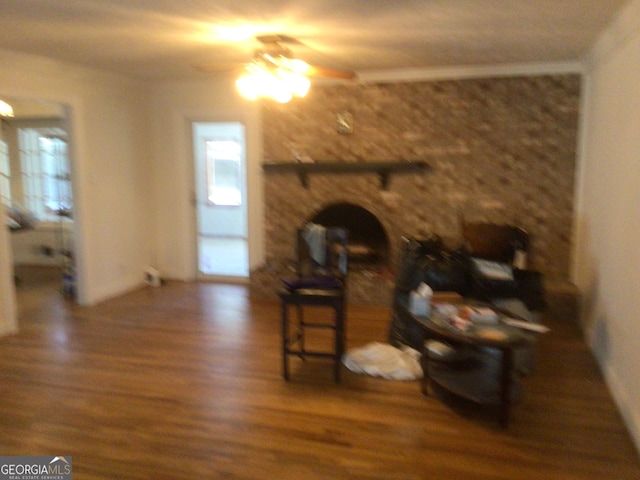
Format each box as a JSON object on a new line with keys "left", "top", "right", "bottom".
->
{"left": 342, "top": 342, "right": 423, "bottom": 380}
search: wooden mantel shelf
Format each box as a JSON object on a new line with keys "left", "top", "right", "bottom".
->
{"left": 262, "top": 161, "right": 431, "bottom": 189}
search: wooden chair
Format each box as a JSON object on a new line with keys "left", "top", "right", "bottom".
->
{"left": 461, "top": 221, "right": 528, "bottom": 265}
{"left": 278, "top": 226, "right": 348, "bottom": 382}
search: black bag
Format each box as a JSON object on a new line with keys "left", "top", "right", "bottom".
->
{"left": 388, "top": 310, "right": 424, "bottom": 350}
{"left": 394, "top": 236, "right": 444, "bottom": 294}
{"left": 419, "top": 247, "right": 469, "bottom": 294}
{"left": 395, "top": 237, "right": 469, "bottom": 295}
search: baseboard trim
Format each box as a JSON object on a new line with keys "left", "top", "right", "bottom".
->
{"left": 601, "top": 360, "right": 640, "bottom": 457}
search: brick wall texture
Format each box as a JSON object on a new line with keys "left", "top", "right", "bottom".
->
{"left": 252, "top": 74, "right": 580, "bottom": 305}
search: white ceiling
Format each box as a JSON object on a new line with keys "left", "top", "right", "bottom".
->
{"left": 0, "top": 0, "right": 630, "bottom": 81}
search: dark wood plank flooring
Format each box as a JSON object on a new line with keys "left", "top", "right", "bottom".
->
{"left": 1, "top": 267, "right": 639, "bottom": 479}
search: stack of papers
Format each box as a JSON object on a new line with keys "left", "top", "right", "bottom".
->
{"left": 503, "top": 318, "right": 550, "bottom": 333}
{"left": 471, "top": 258, "right": 514, "bottom": 281}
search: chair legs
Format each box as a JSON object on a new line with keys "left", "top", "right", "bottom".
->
{"left": 280, "top": 294, "right": 345, "bottom": 383}
{"left": 333, "top": 305, "right": 345, "bottom": 382}
{"left": 281, "top": 300, "right": 290, "bottom": 381}
{"left": 296, "top": 304, "right": 306, "bottom": 355}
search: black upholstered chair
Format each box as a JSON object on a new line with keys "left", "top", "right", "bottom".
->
{"left": 279, "top": 225, "right": 348, "bottom": 382}
{"left": 461, "top": 221, "right": 545, "bottom": 312}
{"left": 461, "top": 221, "right": 528, "bottom": 266}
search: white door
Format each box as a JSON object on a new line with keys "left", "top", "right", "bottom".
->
{"left": 192, "top": 122, "right": 249, "bottom": 278}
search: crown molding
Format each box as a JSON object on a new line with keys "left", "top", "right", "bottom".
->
{"left": 354, "top": 61, "right": 584, "bottom": 84}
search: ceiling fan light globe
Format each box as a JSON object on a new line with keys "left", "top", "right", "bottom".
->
{"left": 277, "top": 70, "right": 310, "bottom": 97}
{"left": 0, "top": 100, "right": 14, "bottom": 117}
{"left": 297, "top": 75, "right": 310, "bottom": 97}
{"left": 236, "top": 74, "right": 261, "bottom": 100}
{"left": 271, "top": 89, "right": 293, "bottom": 103}
{"left": 236, "top": 53, "right": 306, "bottom": 103}
{"left": 286, "top": 58, "right": 310, "bottom": 74}
{"left": 266, "top": 76, "right": 293, "bottom": 103}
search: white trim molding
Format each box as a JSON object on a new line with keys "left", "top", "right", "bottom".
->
{"left": 355, "top": 61, "right": 584, "bottom": 84}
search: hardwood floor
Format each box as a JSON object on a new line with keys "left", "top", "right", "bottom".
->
{"left": 1, "top": 270, "right": 639, "bottom": 479}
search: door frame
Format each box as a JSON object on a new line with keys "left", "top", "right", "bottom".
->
{"left": 190, "top": 118, "right": 249, "bottom": 282}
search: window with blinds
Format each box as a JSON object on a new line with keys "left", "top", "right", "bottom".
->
{"left": 0, "top": 140, "right": 10, "bottom": 207}
{"left": 18, "top": 127, "right": 72, "bottom": 221}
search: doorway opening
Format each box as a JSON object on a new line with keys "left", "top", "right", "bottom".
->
{"left": 2, "top": 101, "right": 77, "bottom": 305}
{"left": 192, "top": 122, "right": 249, "bottom": 279}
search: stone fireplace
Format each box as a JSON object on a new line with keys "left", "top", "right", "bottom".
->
{"left": 249, "top": 168, "right": 423, "bottom": 305}
{"left": 250, "top": 74, "right": 581, "bottom": 306}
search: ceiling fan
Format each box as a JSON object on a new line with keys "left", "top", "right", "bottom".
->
{"left": 194, "top": 34, "right": 357, "bottom": 80}
{"left": 193, "top": 34, "right": 357, "bottom": 103}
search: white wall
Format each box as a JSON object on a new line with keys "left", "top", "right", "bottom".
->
{"left": 0, "top": 49, "right": 153, "bottom": 323}
{"left": 574, "top": 0, "right": 640, "bottom": 452}
{"left": 0, "top": 205, "right": 17, "bottom": 336}
{"left": 149, "top": 77, "right": 263, "bottom": 280}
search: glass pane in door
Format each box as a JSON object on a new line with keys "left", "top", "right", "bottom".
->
{"left": 193, "top": 122, "right": 248, "bottom": 278}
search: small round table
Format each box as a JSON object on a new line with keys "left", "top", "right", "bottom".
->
{"left": 400, "top": 298, "right": 532, "bottom": 428}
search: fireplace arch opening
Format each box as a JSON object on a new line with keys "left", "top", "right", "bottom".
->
{"left": 309, "top": 202, "right": 390, "bottom": 267}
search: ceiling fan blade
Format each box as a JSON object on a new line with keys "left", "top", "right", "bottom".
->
{"left": 306, "top": 64, "right": 357, "bottom": 80}
{"left": 193, "top": 33, "right": 356, "bottom": 82}
{"left": 255, "top": 34, "right": 302, "bottom": 46}
{"left": 255, "top": 34, "right": 356, "bottom": 80}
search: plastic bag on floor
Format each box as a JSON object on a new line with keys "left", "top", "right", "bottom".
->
{"left": 342, "top": 342, "right": 423, "bottom": 380}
